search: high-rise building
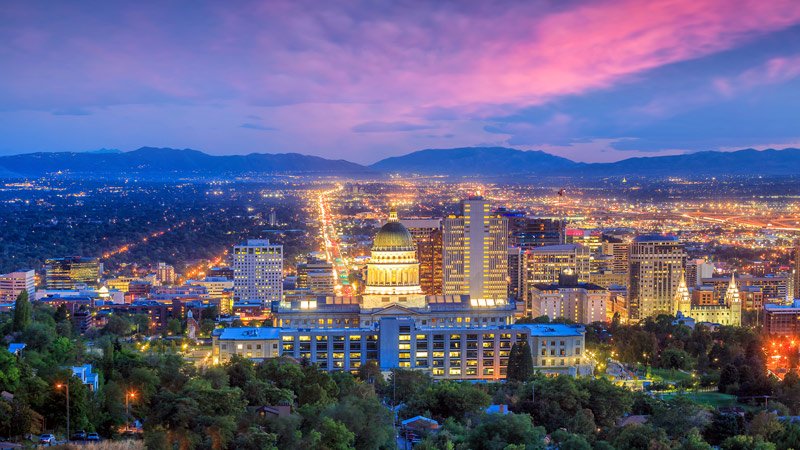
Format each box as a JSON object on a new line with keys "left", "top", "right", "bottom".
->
{"left": 565, "top": 229, "right": 602, "bottom": 252}
{"left": 523, "top": 244, "right": 591, "bottom": 285}
{"left": 45, "top": 257, "right": 102, "bottom": 290}
{"left": 0, "top": 270, "right": 35, "bottom": 302}
{"left": 600, "top": 242, "right": 629, "bottom": 275}
{"left": 794, "top": 242, "right": 800, "bottom": 299}
{"left": 507, "top": 247, "right": 523, "bottom": 300}
{"left": 507, "top": 216, "right": 564, "bottom": 249}
{"left": 233, "top": 239, "right": 283, "bottom": 305}
{"left": 296, "top": 257, "right": 335, "bottom": 295}
{"left": 401, "top": 219, "right": 443, "bottom": 296}
{"left": 443, "top": 198, "right": 508, "bottom": 301}
{"left": 628, "top": 235, "right": 687, "bottom": 321}
{"left": 686, "top": 259, "right": 715, "bottom": 287}
{"left": 156, "top": 262, "right": 177, "bottom": 285}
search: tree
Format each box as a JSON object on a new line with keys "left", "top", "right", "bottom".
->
{"left": 406, "top": 381, "right": 491, "bottom": 422}
{"left": 679, "top": 428, "right": 712, "bottom": 450}
{"left": 0, "top": 350, "right": 20, "bottom": 393}
{"left": 613, "top": 424, "right": 670, "bottom": 450}
{"left": 749, "top": 411, "right": 784, "bottom": 440}
{"left": 318, "top": 417, "right": 355, "bottom": 450}
{"left": 12, "top": 290, "right": 32, "bottom": 332}
{"left": 507, "top": 341, "right": 533, "bottom": 382}
{"left": 719, "top": 365, "right": 739, "bottom": 394}
{"left": 466, "top": 413, "right": 546, "bottom": 450}
{"left": 720, "top": 435, "right": 776, "bottom": 450}
{"left": 659, "top": 347, "right": 692, "bottom": 370}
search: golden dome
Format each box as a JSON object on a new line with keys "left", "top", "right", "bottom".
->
{"left": 372, "top": 208, "right": 415, "bottom": 251}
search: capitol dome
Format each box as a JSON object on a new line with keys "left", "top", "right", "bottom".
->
{"left": 372, "top": 208, "right": 415, "bottom": 251}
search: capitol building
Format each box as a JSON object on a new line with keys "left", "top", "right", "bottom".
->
{"left": 214, "top": 207, "right": 590, "bottom": 380}
{"left": 273, "top": 207, "right": 516, "bottom": 330}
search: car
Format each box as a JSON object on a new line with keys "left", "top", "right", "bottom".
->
{"left": 87, "top": 432, "right": 101, "bottom": 442}
{"left": 38, "top": 434, "right": 56, "bottom": 445}
{"left": 71, "top": 430, "right": 87, "bottom": 441}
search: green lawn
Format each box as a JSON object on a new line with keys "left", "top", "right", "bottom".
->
{"left": 647, "top": 368, "right": 694, "bottom": 383}
{"left": 660, "top": 391, "right": 739, "bottom": 408}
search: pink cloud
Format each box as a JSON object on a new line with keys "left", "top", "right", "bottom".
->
{"left": 3, "top": 0, "right": 800, "bottom": 161}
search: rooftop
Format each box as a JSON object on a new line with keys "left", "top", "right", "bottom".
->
{"left": 218, "top": 327, "right": 281, "bottom": 340}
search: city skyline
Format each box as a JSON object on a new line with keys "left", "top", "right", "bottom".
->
{"left": 3, "top": 1, "right": 800, "bottom": 163}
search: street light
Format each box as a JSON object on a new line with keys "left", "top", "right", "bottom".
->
{"left": 126, "top": 391, "right": 137, "bottom": 431}
{"left": 55, "top": 382, "right": 70, "bottom": 441}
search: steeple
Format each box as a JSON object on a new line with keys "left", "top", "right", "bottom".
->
{"left": 724, "top": 272, "right": 740, "bottom": 305}
{"left": 673, "top": 273, "right": 691, "bottom": 314}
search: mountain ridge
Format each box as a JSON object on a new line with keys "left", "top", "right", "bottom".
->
{"left": 1, "top": 146, "right": 799, "bottom": 178}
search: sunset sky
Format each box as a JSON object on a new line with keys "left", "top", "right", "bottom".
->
{"left": 3, "top": 0, "right": 800, "bottom": 163}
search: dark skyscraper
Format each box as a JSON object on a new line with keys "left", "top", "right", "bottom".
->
{"left": 401, "top": 219, "right": 443, "bottom": 296}
{"left": 506, "top": 216, "right": 565, "bottom": 249}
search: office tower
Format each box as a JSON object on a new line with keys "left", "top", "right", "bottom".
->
{"left": 296, "top": 257, "right": 335, "bottom": 294}
{"left": 523, "top": 244, "right": 591, "bottom": 285}
{"left": 45, "top": 257, "right": 102, "bottom": 290}
{"left": 233, "top": 239, "right": 283, "bottom": 305}
{"left": 507, "top": 247, "right": 523, "bottom": 300}
{"left": 794, "top": 242, "right": 800, "bottom": 299}
{"left": 600, "top": 242, "right": 629, "bottom": 275}
{"left": 686, "top": 258, "right": 714, "bottom": 287}
{"left": 0, "top": 270, "right": 35, "bottom": 302}
{"left": 443, "top": 198, "right": 508, "bottom": 301}
{"left": 565, "top": 229, "right": 602, "bottom": 252}
{"left": 628, "top": 235, "right": 687, "bottom": 321}
{"left": 156, "top": 262, "right": 177, "bottom": 285}
{"left": 506, "top": 216, "right": 564, "bottom": 249}
{"left": 401, "top": 218, "right": 443, "bottom": 296}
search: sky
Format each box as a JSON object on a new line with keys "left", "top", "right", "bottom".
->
{"left": 3, "top": 0, "right": 800, "bottom": 164}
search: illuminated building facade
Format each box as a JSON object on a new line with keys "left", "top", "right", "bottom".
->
{"left": 673, "top": 273, "right": 741, "bottom": 326}
{"left": 274, "top": 208, "right": 515, "bottom": 330}
{"left": 232, "top": 239, "right": 283, "bottom": 305}
{"left": 45, "top": 257, "right": 102, "bottom": 290}
{"left": 522, "top": 244, "right": 591, "bottom": 307}
{"left": 527, "top": 273, "right": 626, "bottom": 323}
{"left": 628, "top": 235, "right": 687, "bottom": 321}
{"left": 401, "top": 219, "right": 443, "bottom": 296}
{"left": 443, "top": 198, "right": 508, "bottom": 301}
{"left": 215, "top": 319, "right": 590, "bottom": 379}
{"left": 0, "top": 270, "right": 35, "bottom": 302}
{"left": 156, "top": 262, "right": 177, "bottom": 285}
{"left": 296, "top": 257, "right": 335, "bottom": 295}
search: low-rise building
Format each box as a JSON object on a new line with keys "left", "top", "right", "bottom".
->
{"left": 765, "top": 300, "right": 800, "bottom": 336}
{"left": 212, "top": 327, "right": 281, "bottom": 363}
{"left": 213, "top": 318, "right": 590, "bottom": 380}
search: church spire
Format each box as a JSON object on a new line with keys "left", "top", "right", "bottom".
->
{"left": 673, "top": 273, "right": 691, "bottom": 315}
{"left": 725, "top": 272, "right": 740, "bottom": 305}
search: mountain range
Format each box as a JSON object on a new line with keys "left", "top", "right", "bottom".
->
{"left": 0, "top": 146, "right": 799, "bottom": 178}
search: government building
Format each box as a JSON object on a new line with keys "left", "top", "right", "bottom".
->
{"left": 215, "top": 207, "right": 590, "bottom": 379}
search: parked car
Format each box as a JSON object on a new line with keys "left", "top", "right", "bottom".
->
{"left": 71, "top": 430, "right": 87, "bottom": 441}
{"left": 38, "top": 434, "right": 56, "bottom": 445}
{"left": 87, "top": 432, "right": 101, "bottom": 442}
